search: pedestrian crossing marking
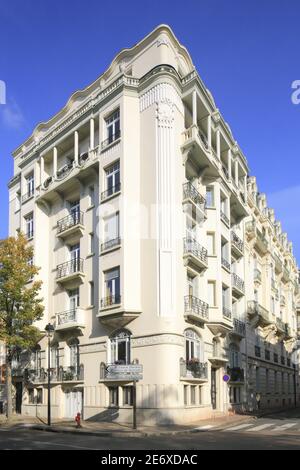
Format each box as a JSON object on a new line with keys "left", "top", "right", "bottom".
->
{"left": 192, "top": 425, "right": 216, "bottom": 431}
{"left": 247, "top": 423, "right": 275, "bottom": 432}
{"left": 224, "top": 423, "right": 254, "bottom": 431}
{"left": 272, "top": 423, "right": 297, "bottom": 432}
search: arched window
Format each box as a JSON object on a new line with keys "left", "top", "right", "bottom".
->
{"left": 68, "top": 338, "right": 80, "bottom": 371}
{"left": 110, "top": 329, "right": 131, "bottom": 365}
{"left": 229, "top": 343, "right": 240, "bottom": 368}
{"left": 184, "top": 329, "right": 204, "bottom": 362}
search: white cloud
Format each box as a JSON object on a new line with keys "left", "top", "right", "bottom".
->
{"left": 0, "top": 99, "right": 25, "bottom": 130}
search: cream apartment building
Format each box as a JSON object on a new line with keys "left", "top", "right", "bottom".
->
{"left": 8, "top": 25, "right": 300, "bottom": 424}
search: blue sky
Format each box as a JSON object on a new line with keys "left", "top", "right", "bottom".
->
{"left": 0, "top": 0, "right": 300, "bottom": 260}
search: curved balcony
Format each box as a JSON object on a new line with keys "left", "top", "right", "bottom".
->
{"left": 182, "top": 182, "right": 207, "bottom": 222}
{"left": 184, "top": 295, "right": 209, "bottom": 324}
{"left": 231, "top": 318, "right": 246, "bottom": 338}
{"left": 248, "top": 300, "right": 272, "bottom": 327}
{"left": 181, "top": 125, "right": 219, "bottom": 178}
{"left": 183, "top": 238, "right": 208, "bottom": 272}
{"left": 180, "top": 358, "right": 208, "bottom": 383}
{"left": 231, "top": 231, "right": 244, "bottom": 258}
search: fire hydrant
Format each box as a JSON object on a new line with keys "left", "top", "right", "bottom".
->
{"left": 75, "top": 412, "right": 82, "bottom": 428}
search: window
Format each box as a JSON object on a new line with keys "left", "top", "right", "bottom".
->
{"left": 229, "top": 386, "right": 241, "bottom": 404}
{"left": 25, "top": 213, "right": 34, "bottom": 239}
{"left": 103, "top": 213, "right": 120, "bottom": 244}
{"left": 51, "top": 345, "right": 59, "bottom": 370}
{"left": 104, "top": 161, "right": 120, "bottom": 197}
{"left": 206, "top": 187, "right": 214, "bottom": 208}
{"left": 36, "top": 389, "right": 43, "bottom": 404}
{"left": 271, "top": 296, "right": 275, "bottom": 315}
{"left": 31, "top": 348, "right": 41, "bottom": 372}
{"left": 110, "top": 330, "right": 131, "bottom": 365}
{"left": 89, "top": 281, "right": 94, "bottom": 306}
{"left": 88, "top": 186, "right": 95, "bottom": 207}
{"left": 229, "top": 343, "right": 240, "bottom": 368}
{"left": 190, "top": 386, "right": 196, "bottom": 405}
{"left": 68, "top": 288, "right": 79, "bottom": 311}
{"left": 28, "top": 389, "right": 35, "bottom": 404}
{"left": 222, "top": 286, "right": 229, "bottom": 311}
{"left": 123, "top": 386, "right": 133, "bottom": 406}
{"left": 69, "top": 339, "right": 79, "bottom": 370}
{"left": 207, "top": 232, "right": 215, "bottom": 256}
{"left": 25, "top": 173, "right": 34, "bottom": 198}
{"left": 70, "top": 200, "right": 80, "bottom": 223}
{"left": 266, "top": 369, "right": 269, "bottom": 393}
{"left": 104, "top": 267, "right": 120, "bottom": 304}
{"left": 184, "top": 385, "right": 188, "bottom": 406}
{"left": 109, "top": 387, "right": 119, "bottom": 407}
{"left": 89, "top": 233, "right": 94, "bottom": 254}
{"left": 185, "top": 329, "right": 204, "bottom": 362}
{"left": 208, "top": 281, "right": 216, "bottom": 307}
{"left": 70, "top": 243, "right": 80, "bottom": 271}
{"left": 105, "top": 109, "right": 120, "bottom": 144}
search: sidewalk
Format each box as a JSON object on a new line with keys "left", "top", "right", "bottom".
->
{"left": 0, "top": 412, "right": 255, "bottom": 437}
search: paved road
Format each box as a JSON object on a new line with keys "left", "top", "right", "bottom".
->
{"left": 0, "top": 409, "right": 300, "bottom": 450}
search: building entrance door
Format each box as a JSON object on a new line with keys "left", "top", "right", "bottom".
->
{"left": 211, "top": 368, "right": 217, "bottom": 410}
{"left": 64, "top": 389, "right": 83, "bottom": 419}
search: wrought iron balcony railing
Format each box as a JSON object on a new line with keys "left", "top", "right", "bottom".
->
{"left": 223, "top": 307, "right": 232, "bottom": 320}
{"left": 101, "top": 129, "right": 121, "bottom": 150}
{"left": 180, "top": 358, "right": 208, "bottom": 380}
{"left": 57, "top": 211, "right": 84, "bottom": 234}
{"left": 227, "top": 367, "right": 245, "bottom": 383}
{"left": 232, "top": 273, "right": 245, "bottom": 293}
{"left": 100, "top": 294, "right": 121, "bottom": 309}
{"left": 231, "top": 231, "right": 244, "bottom": 253}
{"left": 101, "top": 182, "right": 121, "bottom": 201}
{"left": 56, "top": 258, "right": 84, "bottom": 279}
{"left": 183, "top": 238, "right": 208, "bottom": 265}
{"left": 222, "top": 258, "right": 231, "bottom": 271}
{"left": 182, "top": 182, "right": 206, "bottom": 214}
{"left": 101, "top": 237, "right": 121, "bottom": 253}
{"left": 221, "top": 211, "right": 230, "bottom": 226}
{"left": 184, "top": 295, "right": 209, "bottom": 320}
{"left": 233, "top": 318, "right": 246, "bottom": 337}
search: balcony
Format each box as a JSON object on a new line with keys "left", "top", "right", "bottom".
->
{"left": 101, "top": 182, "right": 121, "bottom": 202}
{"left": 57, "top": 212, "right": 84, "bottom": 242}
{"left": 220, "top": 211, "right": 230, "bottom": 227}
{"left": 184, "top": 295, "right": 209, "bottom": 324}
{"left": 98, "top": 294, "right": 141, "bottom": 328}
{"left": 248, "top": 300, "right": 272, "bottom": 326}
{"left": 101, "top": 129, "right": 121, "bottom": 151}
{"left": 56, "top": 259, "right": 85, "bottom": 285}
{"left": 182, "top": 182, "right": 206, "bottom": 221}
{"left": 232, "top": 273, "right": 245, "bottom": 297}
{"left": 22, "top": 191, "right": 34, "bottom": 204}
{"left": 227, "top": 367, "right": 245, "bottom": 383}
{"left": 100, "top": 362, "right": 143, "bottom": 382}
{"left": 210, "top": 344, "right": 228, "bottom": 366}
{"left": 55, "top": 308, "right": 85, "bottom": 332}
{"left": 255, "top": 230, "right": 269, "bottom": 255}
{"left": 231, "top": 232, "right": 244, "bottom": 258}
{"left": 246, "top": 220, "right": 256, "bottom": 241}
{"left": 101, "top": 237, "right": 121, "bottom": 254}
{"left": 25, "top": 365, "right": 84, "bottom": 384}
{"left": 183, "top": 238, "right": 208, "bottom": 271}
{"left": 231, "top": 318, "right": 246, "bottom": 338}
{"left": 254, "top": 268, "right": 262, "bottom": 284}
{"left": 180, "top": 358, "right": 208, "bottom": 382}
{"left": 276, "top": 318, "right": 286, "bottom": 336}
{"left": 274, "top": 253, "right": 283, "bottom": 274}
{"left": 282, "top": 267, "right": 290, "bottom": 284}
{"left": 181, "top": 125, "right": 219, "bottom": 178}
{"left": 221, "top": 258, "right": 231, "bottom": 272}
{"left": 223, "top": 306, "right": 232, "bottom": 320}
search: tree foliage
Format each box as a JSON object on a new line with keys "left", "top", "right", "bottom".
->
{"left": 0, "top": 233, "right": 44, "bottom": 359}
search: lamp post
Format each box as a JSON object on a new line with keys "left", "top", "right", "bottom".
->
{"left": 45, "top": 323, "right": 54, "bottom": 426}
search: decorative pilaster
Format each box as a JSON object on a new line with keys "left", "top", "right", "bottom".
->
{"left": 53, "top": 147, "right": 58, "bottom": 178}
{"left": 74, "top": 130, "right": 79, "bottom": 165}
{"left": 90, "top": 118, "right": 95, "bottom": 150}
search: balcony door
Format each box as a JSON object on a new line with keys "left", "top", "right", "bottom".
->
{"left": 106, "top": 161, "right": 120, "bottom": 196}
{"left": 70, "top": 200, "right": 80, "bottom": 224}
{"left": 104, "top": 268, "right": 120, "bottom": 304}
{"left": 110, "top": 330, "right": 131, "bottom": 365}
{"left": 69, "top": 288, "right": 79, "bottom": 314}
{"left": 70, "top": 244, "right": 80, "bottom": 272}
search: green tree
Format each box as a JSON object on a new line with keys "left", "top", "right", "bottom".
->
{"left": 0, "top": 233, "right": 44, "bottom": 421}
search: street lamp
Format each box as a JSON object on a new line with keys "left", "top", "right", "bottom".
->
{"left": 45, "top": 323, "right": 55, "bottom": 426}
